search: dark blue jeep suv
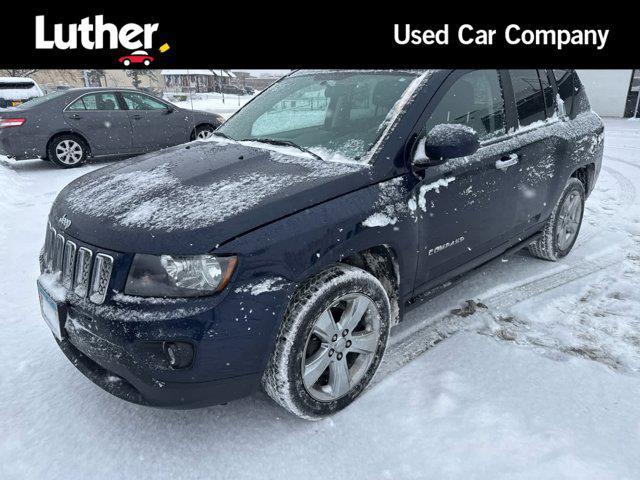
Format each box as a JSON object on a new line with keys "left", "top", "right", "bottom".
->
{"left": 38, "top": 69, "right": 603, "bottom": 419}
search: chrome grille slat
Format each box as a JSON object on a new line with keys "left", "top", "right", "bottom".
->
{"left": 89, "top": 254, "right": 114, "bottom": 305}
{"left": 53, "top": 234, "right": 65, "bottom": 273}
{"left": 41, "top": 220, "right": 114, "bottom": 304}
{"left": 74, "top": 247, "right": 93, "bottom": 298}
{"left": 62, "top": 241, "right": 77, "bottom": 289}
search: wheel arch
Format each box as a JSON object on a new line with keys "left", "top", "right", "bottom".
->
{"left": 338, "top": 245, "right": 401, "bottom": 325}
{"left": 47, "top": 131, "right": 92, "bottom": 157}
{"left": 571, "top": 163, "right": 595, "bottom": 196}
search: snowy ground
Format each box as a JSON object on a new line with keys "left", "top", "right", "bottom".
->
{"left": 165, "top": 92, "right": 256, "bottom": 118}
{"left": 1, "top": 118, "right": 640, "bottom": 479}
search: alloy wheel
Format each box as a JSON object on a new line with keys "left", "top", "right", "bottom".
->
{"left": 556, "top": 191, "right": 582, "bottom": 250}
{"left": 196, "top": 129, "right": 214, "bottom": 140}
{"left": 302, "top": 293, "right": 381, "bottom": 401}
{"left": 55, "top": 140, "right": 84, "bottom": 165}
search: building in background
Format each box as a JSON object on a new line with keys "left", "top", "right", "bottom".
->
{"left": 161, "top": 70, "right": 235, "bottom": 93}
{"left": 576, "top": 69, "right": 638, "bottom": 118}
{"left": 233, "top": 71, "right": 281, "bottom": 91}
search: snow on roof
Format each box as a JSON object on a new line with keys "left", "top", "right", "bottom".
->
{"left": 0, "top": 77, "right": 37, "bottom": 83}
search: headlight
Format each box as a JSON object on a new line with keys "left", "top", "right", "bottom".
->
{"left": 125, "top": 254, "right": 237, "bottom": 297}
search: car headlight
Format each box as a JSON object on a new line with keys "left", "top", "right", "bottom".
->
{"left": 125, "top": 254, "right": 237, "bottom": 297}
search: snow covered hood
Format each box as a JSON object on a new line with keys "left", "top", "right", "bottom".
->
{"left": 50, "top": 140, "right": 370, "bottom": 254}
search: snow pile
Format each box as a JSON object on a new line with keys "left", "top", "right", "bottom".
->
{"left": 363, "top": 212, "right": 397, "bottom": 228}
{"left": 414, "top": 177, "right": 456, "bottom": 212}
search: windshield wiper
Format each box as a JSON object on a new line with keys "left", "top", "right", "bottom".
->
{"left": 212, "top": 131, "right": 233, "bottom": 140}
{"left": 242, "top": 137, "right": 324, "bottom": 162}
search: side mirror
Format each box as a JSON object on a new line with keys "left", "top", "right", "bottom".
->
{"left": 413, "top": 124, "right": 480, "bottom": 169}
{"left": 165, "top": 106, "right": 175, "bottom": 114}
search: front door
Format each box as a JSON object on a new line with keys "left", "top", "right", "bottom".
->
{"left": 413, "top": 70, "right": 522, "bottom": 291}
{"left": 120, "top": 91, "right": 190, "bottom": 152}
{"left": 63, "top": 92, "right": 133, "bottom": 155}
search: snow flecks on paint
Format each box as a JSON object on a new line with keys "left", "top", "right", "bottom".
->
{"left": 234, "top": 277, "right": 289, "bottom": 296}
{"left": 362, "top": 177, "right": 410, "bottom": 228}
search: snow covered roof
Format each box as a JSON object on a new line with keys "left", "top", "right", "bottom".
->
{"left": 0, "top": 77, "right": 37, "bottom": 83}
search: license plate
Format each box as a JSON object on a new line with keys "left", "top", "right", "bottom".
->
{"left": 37, "top": 281, "right": 65, "bottom": 340}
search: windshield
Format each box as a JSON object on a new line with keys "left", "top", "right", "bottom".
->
{"left": 218, "top": 71, "right": 419, "bottom": 161}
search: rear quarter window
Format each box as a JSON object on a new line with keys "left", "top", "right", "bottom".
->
{"left": 553, "top": 69, "right": 575, "bottom": 118}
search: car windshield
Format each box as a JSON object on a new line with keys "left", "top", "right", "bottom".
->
{"left": 217, "top": 71, "right": 419, "bottom": 162}
{"left": 12, "top": 90, "right": 66, "bottom": 109}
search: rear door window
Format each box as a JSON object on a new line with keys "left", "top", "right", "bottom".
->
{"left": 509, "top": 70, "right": 546, "bottom": 127}
{"left": 68, "top": 93, "right": 121, "bottom": 111}
{"left": 424, "top": 69, "right": 505, "bottom": 140}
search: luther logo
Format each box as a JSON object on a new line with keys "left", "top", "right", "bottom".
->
{"left": 35, "top": 15, "right": 159, "bottom": 51}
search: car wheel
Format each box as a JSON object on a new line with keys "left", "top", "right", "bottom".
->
{"left": 263, "top": 264, "right": 391, "bottom": 419}
{"left": 529, "top": 177, "right": 585, "bottom": 261}
{"left": 192, "top": 125, "right": 215, "bottom": 141}
{"left": 123, "top": 59, "right": 131, "bottom": 66}
{"left": 48, "top": 135, "right": 89, "bottom": 168}
{"left": 144, "top": 60, "right": 150, "bottom": 66}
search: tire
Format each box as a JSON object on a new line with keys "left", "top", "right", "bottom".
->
{"left": 191, "top": 124, "right": 215, "bottom": 141}
{"left": 528, "top": 177, "right": 585, "bottom": 261}
{"left": 123, "top": 59, "right": 131, "bottom": 66}
{"left": 144, "top": 60, "right": 150, "bottom": 66}
{"left": 262, "top": 264, "right": 391, "bottom": 420}
{"left": 47, "top": 134, "right": 89, "bottom": 168}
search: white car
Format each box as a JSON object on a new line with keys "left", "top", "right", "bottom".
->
{"left": 0, "top": 77, "right": 44, "bottom": 108}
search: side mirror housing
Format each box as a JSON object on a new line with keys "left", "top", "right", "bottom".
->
{"left": 413, "top": 124, "right": 480, "bottom": 169}
{"left": 165, "top": 106, "right": 175, "bottom": 114}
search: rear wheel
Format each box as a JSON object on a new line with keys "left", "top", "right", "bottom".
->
{"left": 48, "top": 134, "right": 89, "bottom": 168}
{"left": 529, "top": 177, "right": 585, "bottom": 261}
{"left": 263, "top": 264, "right": 391, "bottom": 419}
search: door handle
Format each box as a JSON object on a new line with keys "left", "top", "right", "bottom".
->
{"left": 68, "top": 113, "right": 82, "bottom": 120}
{"left": 495, "top": 154, "right": 519, "bottom": 170}
{"left": 131, "top": 114, "right": 142, "bottom": 120}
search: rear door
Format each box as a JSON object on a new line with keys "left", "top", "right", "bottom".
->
{"left": 120, "top": 91, "right": 190, "bottom": 152}
{"left": 63, "top": 92, "right": 133, "bottom": 155}
{"left": 505, "top": 69, "right": 565, "bottom": 235}
{"left": 413, "top": 69, "right": 523, "bottom": 290}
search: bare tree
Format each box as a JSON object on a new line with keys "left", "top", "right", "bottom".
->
{"left": 85, "top": 69, "right": 107, "bottom": 87}
{"left": 1, "top": 69, "right": 39, "bottom": 78}
{"left": 125, "top": 69, "right": 157, "bottom": 89}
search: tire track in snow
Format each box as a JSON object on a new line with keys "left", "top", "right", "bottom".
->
{"left": 377, "top": 165, "right": 634, "bottom": 383}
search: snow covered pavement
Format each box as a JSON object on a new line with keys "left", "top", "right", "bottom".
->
{"left": 1, "top": 119, "right": 640, "bottom": 479}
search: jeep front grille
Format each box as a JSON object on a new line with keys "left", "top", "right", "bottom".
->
{"left": 42, "top": 222, "right": 114, "bottom": 305}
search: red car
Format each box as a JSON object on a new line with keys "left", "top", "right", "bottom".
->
{"left": 118, "top": 50, "right": 154, "bottom": 67}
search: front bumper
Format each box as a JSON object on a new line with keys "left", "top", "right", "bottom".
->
{"left": 38, "top": 235, "right": 293, "bottom": 408}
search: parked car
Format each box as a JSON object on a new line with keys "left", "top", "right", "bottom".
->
{"left": 0, "top": 77, "right": 44, "bottom": 108}
{"left": 220, "top": 84, "right": 245, "bottom": 95}
{"left": 37, "top": 69, "right": 603, "bottom": 418}
{"left": 118, "top": 50, "right": 154, "bottom": 66}
{"left": 0, "top": 88, "right": 224, "bottom": 167}
{"left": 243, "top": 86, "right": 255, "bottom": 95}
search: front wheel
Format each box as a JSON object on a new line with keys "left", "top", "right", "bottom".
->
{"left": 48, "top": 135, "right": 89, "bottom": 168}
{"left": 529, "top": 177, "right": 585, "bottom": 261}
{"left": 192, "top": 124, "right": 215, "bottom": 140}
{"left": 263, "top": 264, "right": 391, "bottom": 419}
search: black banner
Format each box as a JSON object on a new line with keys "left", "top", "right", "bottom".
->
{"left": 1, "top": 5, "right": 638, "bottom": 69}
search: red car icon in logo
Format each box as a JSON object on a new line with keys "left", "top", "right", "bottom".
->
{"left": 118, "top": 50, "right": 154, "bottom": 67}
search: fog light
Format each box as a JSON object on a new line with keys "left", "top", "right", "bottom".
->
{"left": 162, "top": 342, "right": 194, "bottom": 369}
